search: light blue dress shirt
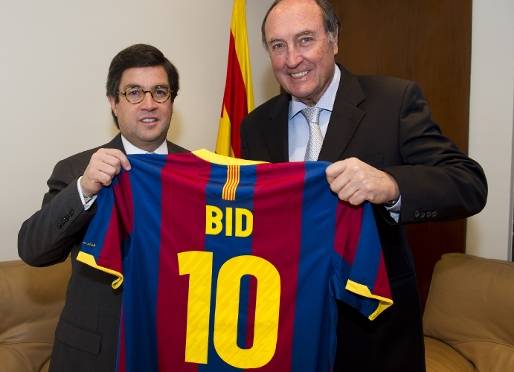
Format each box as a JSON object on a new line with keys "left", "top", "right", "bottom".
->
{"left": 288, "top": 66, "right": 341, "bottom": 161}
{"left": 286, "top": 65, "right": 400, "bottom": 220}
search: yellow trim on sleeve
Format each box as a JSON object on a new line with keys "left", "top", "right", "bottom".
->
{"left": 77, "top": 251, "right": 124, "bottom": 289}
{"left": 346, "top": 279, "right": 394, "bottom": 321}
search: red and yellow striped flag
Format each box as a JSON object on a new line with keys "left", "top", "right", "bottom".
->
{"left": 215, "top": 0, "right": 254, "bottom": 158}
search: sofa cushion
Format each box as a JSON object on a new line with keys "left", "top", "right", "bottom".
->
{"left": 0, "top": 259, "right": 70, "bottom": 372}
{"left": 1, "top": 343, "right": 55, "bottom": 372}
{"left": 423, "top": 253, "right": 514, "bottom": 371}
{"left": 424, "top": 336, "right": 475, "bottom": 372}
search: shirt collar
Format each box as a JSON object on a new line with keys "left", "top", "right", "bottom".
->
{"left": 121, "top": 135, "right": 168, "bottom": 155}
{"left": 289, "top": 64, "right": 341, "bottom": 120}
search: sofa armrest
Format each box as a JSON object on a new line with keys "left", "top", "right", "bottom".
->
{"left": 423, "top": 253, "right": 514, "bottom": 371}
{"left": 40, "top": 358, "right": 51, "bottom": 372}
{"left": 0, "top": 259, "right": 70, "bottom": 372}
{"left": 0, "top": 343, "right": 52, "bottom": 372}
{"left": 425, "top": 336, "right": 475, "bottom": 372}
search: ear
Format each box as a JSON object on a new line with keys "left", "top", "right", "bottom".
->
{"left": 332, "top": 33, "right": 339, "bottom": 56}
{"left": 108, "top": 96, "right": 118, "bottom": 117}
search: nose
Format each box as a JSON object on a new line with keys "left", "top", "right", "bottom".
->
{"left": 285, "top": 45, "right": 302, "bottom": 68}
{"left": 140, "top": 91, "right": 158, "bottom": 110}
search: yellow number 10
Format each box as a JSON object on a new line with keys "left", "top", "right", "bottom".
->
{"left": 178, "top": 251, "right": 281, "bottom": 368}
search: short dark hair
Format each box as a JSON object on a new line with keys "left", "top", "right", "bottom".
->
{"left": 106, "top": 44, "right": 179, "bottom": 127}
{"left": 261, "top": 0, "right": 341, "bottom": 49}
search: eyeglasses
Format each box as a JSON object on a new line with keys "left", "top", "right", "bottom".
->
{"left": 118, "top": 86, "right": 172, "bottom": 104}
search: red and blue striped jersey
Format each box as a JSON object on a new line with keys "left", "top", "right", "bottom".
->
{"left": 78, "top": 150, "right": 392, "bottom": 372}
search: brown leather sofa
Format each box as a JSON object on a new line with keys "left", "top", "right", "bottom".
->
{"left": 0, "top": 258, "right": 70, "bottom": 372}
{"left": 424, "top": 253, "right": 514, "bottom": 371}
{"left": 3, "top": 252, "right": 514, "bottom": 371}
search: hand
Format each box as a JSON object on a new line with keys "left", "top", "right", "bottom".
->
{"left": 80, "top": 148, "right": 131, "bottom": 197}
{"left": 326, "top": 157, "right": 400, "bottom": 205}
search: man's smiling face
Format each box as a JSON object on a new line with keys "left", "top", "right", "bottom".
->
{"left": 265, "top": 0, "right": 338, "bottom": 106}
{"left": 108, "top": 65, "right": 173, "bottom": 152}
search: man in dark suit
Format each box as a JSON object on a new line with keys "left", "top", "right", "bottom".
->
{"left": 240, "top": 1, "right": 487, "bottom": 371}
{"left": 18, "top": 44, "right": 187, "bottom": 372}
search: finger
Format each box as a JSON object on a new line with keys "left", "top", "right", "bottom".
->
{"left": 328, "top": 167, "right": 355, "bottom": 196}
{"left": 335, "top": 179, "right": 361, "bottom": 203}
{"left": 81, "top": 165, "right": 115, "bottom": 195}
{"left": 102, "top": 148, "right": 131, "bottom": 171}
{"left": 81, "top": 149, "right": 129, "bottom": 195}
{"left": 88, "top": 156, "right": 120, "bottom": 180}
{"left": 325, "top": 160, "right": 348, "bottom": 183}
{"left": 346, "top": 187, "right": 371, "bottom": 206}
{"left": 92, "top": 149, "right": 125, "bottom": 174}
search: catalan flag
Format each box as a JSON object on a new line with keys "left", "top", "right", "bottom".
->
{"left": 215, "top": 0, "right": 254, "bottom": 158}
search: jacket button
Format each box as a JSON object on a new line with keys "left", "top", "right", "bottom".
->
{"left": 57, "top": 222, "right": 62, "bottom": 229}
{"left": 420, "top": 212, "right": 426, "bottom": 218}
{"left": 426, "top": 211, "right": 432, "bottom": 218}
{"left": 68, "top": 209, "right": 74, "bottom": 216}
{"left": 414, "top": 210, "right": 420, "bottom": 218}
{"left": 432, "top": 211, "right": 438, "bottom": 217}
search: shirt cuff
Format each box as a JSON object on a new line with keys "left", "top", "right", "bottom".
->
{"left": 384, "top": 195, "right": 401, "bottom": 223}
{"left": 77, "top": 176, "right": 97, "bottom": 210}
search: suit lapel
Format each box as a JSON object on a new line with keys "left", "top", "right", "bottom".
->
{"left": 263, "top": 66, "right": 366, "bottom": 163}
{"left": 318, "top": 66, "right": 366, "bottom": 162}
{"left": 263, "top": 93, "right": 291, "bottom": 162}
{"left": 104, "top": 133, "right": 126, "bottom": 153}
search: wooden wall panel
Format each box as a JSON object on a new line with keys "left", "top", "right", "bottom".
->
{"left": 331, "top": 0, "right": 472, "bottom": 310}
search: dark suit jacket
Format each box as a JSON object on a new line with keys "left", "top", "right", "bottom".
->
{"left": 240, "top": 66, "right": 487, "bottom": 372}
{"left": 18, "top": 133, "right": 187, "bottom": 372}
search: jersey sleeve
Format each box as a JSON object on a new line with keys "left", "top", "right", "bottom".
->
{"left": 77, "top": 170, "right": 134, "bottom": 289}
{"left": 332, "top": 202, "right": 393, "bottom": 320}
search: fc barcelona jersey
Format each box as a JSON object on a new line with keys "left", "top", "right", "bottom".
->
{"left": 78, "top": 150, "right": 392, "bottom": 372}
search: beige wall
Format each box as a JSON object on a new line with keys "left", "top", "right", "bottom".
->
{"left": 466, "top": 0, "right": 514, "bottom": 260}
{"left": 0, "top": 0, "right": 278, "bottom": 261}
{"left": 1, "top": 0, "right": 512, "bottom": 262}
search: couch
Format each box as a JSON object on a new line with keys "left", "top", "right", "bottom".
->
{"left": 0, "top": 258, "right": 70, "bottom": 372}
{"left": 3, "top": 252, "right": 514, "bottom": 371}
{"left": 424, "top": 253, "right": 514, "bottom": 371}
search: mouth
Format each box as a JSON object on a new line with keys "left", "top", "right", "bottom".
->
{"left": 290, "top": 70, "right": 309, "bottom": 79}
{"left": 141, "top": 117, "right": 158, "bottom": 124}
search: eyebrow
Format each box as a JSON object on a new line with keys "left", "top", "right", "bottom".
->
{"left": 123, "top": 84, "right": 170, "bottom": 90}
{"left": 268, "top": 37, "right": 284, "bottom": 45}
{"left": 268, "top": 30, "right": 315, "bottom": 45}
{"left": 295, "top": 30, "right": 315, "bottom": 38}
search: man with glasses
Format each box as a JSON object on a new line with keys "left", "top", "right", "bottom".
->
{"left": 18, "top": 43, "right": 187, "bottom": 371}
